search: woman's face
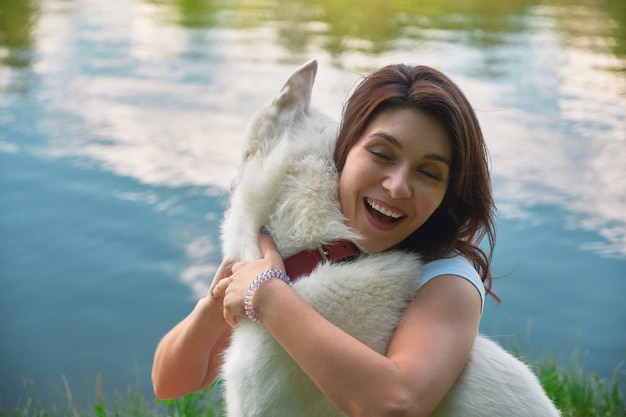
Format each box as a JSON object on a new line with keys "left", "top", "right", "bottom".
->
{"left": 339, "top": 107, "right": 451, "bottom": 253}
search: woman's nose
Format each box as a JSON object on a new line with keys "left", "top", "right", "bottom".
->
{"left": 382, "top": 167, "right": 412, "bottom": 199}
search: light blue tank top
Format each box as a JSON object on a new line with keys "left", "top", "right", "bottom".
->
{"left": 420, "top": 255, "right": 485, "bottom": 315}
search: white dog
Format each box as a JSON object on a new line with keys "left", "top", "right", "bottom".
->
{"left": 220, "top": 60, "right": 561, "bottom": 417}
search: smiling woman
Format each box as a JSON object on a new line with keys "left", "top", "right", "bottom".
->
{"left": 150, "top": 61, "right": 541, "bottom": 417}
{"left": 0, "top": 0, "right": 624, "bottom": 410}
{"left": 338, "top": 108, "right": 451, "bottom": 254}
{"left": 334, "top": 64, "right": 497, "bottom": 300}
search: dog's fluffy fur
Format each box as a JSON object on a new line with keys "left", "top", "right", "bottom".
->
{"left": 220, "top": 60, "right": 561, "bottom": 417}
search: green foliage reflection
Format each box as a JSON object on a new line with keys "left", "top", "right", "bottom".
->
{"left": 607, "top": 0, "right": 626, "bottom": 58}
{"left": 0, "top": 0, "right": 39, "bottom": 68}
{"left": 150, "top": 0, "right": 625, "bottom": 65}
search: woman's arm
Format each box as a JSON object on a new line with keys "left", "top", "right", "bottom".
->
{"left": 151, "top": 260, "right": 233, "bottom": 399}
{"left": 221, "top": 234, "right": 482, "bottom": 417}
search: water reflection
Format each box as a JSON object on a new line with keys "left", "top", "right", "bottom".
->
{"left": 0, "top": 0, "right": 39, "bottom": 69}
{"left": 1, "top": 0, "right": 623, "bottom": 258}
{"left": 147, "top": 0, "right": 625, "bottom": 66}
{"left": 147, "top": 0, "right": 229, "bottom": 28}
{"left": 2, "top": 0, "right": 624, "bottom": 69}
{"left": 1, "top": 0, "right": 625, "bottom": 405}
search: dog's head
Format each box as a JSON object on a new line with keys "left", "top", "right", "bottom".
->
{"left": 221, "top": 60, "right": 359, "bottom": 263}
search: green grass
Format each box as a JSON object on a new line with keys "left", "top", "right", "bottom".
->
{"left": 0, "top": 375, "right": 224, "bottom": 417}
{"left": 1, "top": 355, "right": 623, "bottom": 417}
{"left": 506, "top": 343, "right": 625, "bottom": 417}
{"left": 535, "top": 356, "right": 625, "bottom": 417}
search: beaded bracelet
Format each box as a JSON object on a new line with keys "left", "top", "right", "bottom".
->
{"left": 244, "top": 269, "right": 292, "bottom": 323}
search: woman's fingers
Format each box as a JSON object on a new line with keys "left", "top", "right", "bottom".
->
{"left": 222, "top": 284, "right": 243, "bottom": 327}
{"left": 222, "top": 308, "right": 239, "bottom": 328}
{"left": 208, "top": 260, "right": 233, "bottom": 299}
{"left": 258, "top": 229, "right": 284, "bottom": 268}
{"left": 211, "top": 277, "right": 232, "bottom": 299}
{"left": 215, "top": 228, "right": 285, "bottom": 324}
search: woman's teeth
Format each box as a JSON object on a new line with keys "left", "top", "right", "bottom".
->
{"left": 366, "top": 198, "right": 402, "bottom": 219}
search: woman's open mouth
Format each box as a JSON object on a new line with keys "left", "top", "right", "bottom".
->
{"left": 364, "top": 197, "right": 405, "bottom": 226}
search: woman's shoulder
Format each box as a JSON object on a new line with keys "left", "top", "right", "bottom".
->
{"left": 420, "top": 254, "right": 485, "bottom": 313}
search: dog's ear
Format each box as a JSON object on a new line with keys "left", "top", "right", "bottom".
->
{"left": 239, "top": 59, "right": 318, "bottom": 167}
{"left": 273, "top": 59, "right": 317, "bottom": 114}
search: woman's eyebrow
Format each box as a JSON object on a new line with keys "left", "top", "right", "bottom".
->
{"left": 371, "top": 132, "right": 402, "bottom": 149}
{"left": 371, "top": 132, "right": 451, "bottom": 166}
{"left": 425, "top": 153, "right": 451, "bottom": 166}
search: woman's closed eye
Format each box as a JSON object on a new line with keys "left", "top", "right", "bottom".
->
{"left": 418, "top": 169, "right": 442, "bottom": 181}
{"left": 369, "top": 149, "right": 393, "bottom": 161}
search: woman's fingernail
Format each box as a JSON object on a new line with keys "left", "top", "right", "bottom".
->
{"left": 260, "top": 226, "right": 270, "bottom": 235}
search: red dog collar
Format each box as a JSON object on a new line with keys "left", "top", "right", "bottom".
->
{"left": 283, "top": 240, "right": 361, "bottom": 281}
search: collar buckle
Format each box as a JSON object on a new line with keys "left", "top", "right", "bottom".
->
{"left": 318, "top": 246, "right": 330, "bottom": 262}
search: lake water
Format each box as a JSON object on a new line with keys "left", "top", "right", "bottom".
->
{"left": 1, "top": 0, "right": 625, "bottom": 408}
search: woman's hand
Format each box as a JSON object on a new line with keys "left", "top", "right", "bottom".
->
{"left": 214, "top": 230, "right": 286, "bottom": 327}
{"left": 152, "top": 257, "right": 235, "bottom": 399}
{"left": 208, "top": 258, "right": 233, "bottom": 300}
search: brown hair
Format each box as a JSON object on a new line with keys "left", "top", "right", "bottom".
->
{"left": 334, "top": 64, "right": 498, "bottom": 301}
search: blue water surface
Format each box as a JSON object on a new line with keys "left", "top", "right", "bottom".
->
{"left": 1, "top": 0, "right": 625, "bottom": 408}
